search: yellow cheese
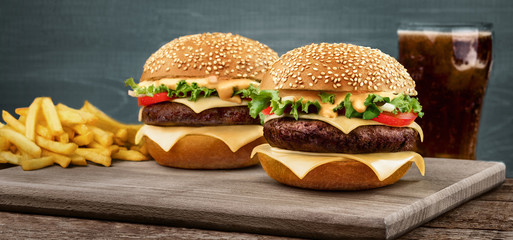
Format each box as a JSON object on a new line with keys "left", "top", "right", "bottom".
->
{"left": 264, "top": 114, "right": 424, "bottom": 142}
{"left": 172, "top": 97, "right": 248, "bottom": 113}
{"left": 251, "top": 144, "right": 425, "bottom": 181}
{"left": 135, "top": 125, "right": 263, "bottom": 152}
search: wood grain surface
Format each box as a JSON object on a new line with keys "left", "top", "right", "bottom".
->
{"left": 0, "top": 158, "right": 505, "bottom": 239}
{"left": 1, "top": 179, "right": 511, "bottom": 239}
{"left": 0, "top": 0, "right": 512, "bottom": 177}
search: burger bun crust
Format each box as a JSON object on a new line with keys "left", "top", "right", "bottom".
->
{"left": 140, "top": 32, "right": 279, "bottom": 82}
{"left": 146, "top": 136, "right": 267, "bottom": 169}
{"left": 257, "top": 153, "right": 412, "bottom": 190}
{"left": 261, "top": 43, "right": 417, "bottom": 95}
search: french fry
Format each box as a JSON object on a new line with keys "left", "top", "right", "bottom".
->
{"left": 81, "top": 101, "right": 141, "bottom": 145}
{"left": 75, "top": 148, "right": 111, "bottom": 167}
{"left": 72, "top": 124, "right": 90, "bottom": 135}
{"left": 15, "top": 107, "right": 28, "bottom": 116}
{"left": 42, "top": 149, "right": 71, "bottom": 168}
{"left": 63, "top": 127, "right": 75, "bottom": 140}
{"left": 2, "top": 97, "right": 148, "bottom": 171}
{"left": 41, "top": 97, "right": 64, "bottom": 135}
{"left": 9, "top": 144, "right": 17, "bottom": 153}
{"left": 2, "top": 110, "right": 26, "bottom": 134}
{"left": 115, "top": 128, "right": 128, "bottom": 142}
{"left": 0, "top": 128, "right": 41, "bottom": 157}
{"left": 87, "top": 141, "right": 103, "bottom": 149}
{"left": 36, "top": 124, "right": 53, "bottom": 140}
{"left": 57, "top": 133, "right": 69, "bottom": 143}
{"left": 57, "top": 107, "right": 86, "bottom": 126}
{"left": 89, "top": 147, "right": 111, "bottom": 156}
{"left": 25, "top": 98, "right": 43, "bottom": 141}
{"left": 0, "top": 151, "right": 22, "bottom": 165}
{"left": 108, "top": 145, "right": 120, "bottom": 154}
{"left": 90, "top": 126, "right": 113, "bottom": 147}
{"left": 70, "top": 153, "right": 87, "bottom": 166}
{"left": 56, "top": 103, "right": 97, "bottom": 127}
{"left": 57, "top": 103, "right": 97, "bottom": 124}
{"left": 18, "top": 115, "right": 26, "bottom": 123}
{"left": 112, "top": 149, "right": 149, "bottom": 161}
{"left": 21, "top": 156, "right": 54, "bottom": 171}
{"left": 130, "top": 141, "right": 149, "bottom": 156}
{"left": 0, "top": 137, "right": 10, "bottom": 151}
{"left": 73, "top": 132, "right": 94, "bottom": 146}
{"left": 78, "top": 110, "right": 97, "bottom": 124}
{"left": 35, "top": 136, "right": 77, "bottom": 155}
{"left": 114, "top": 128, "right": 128, "bottom": 146}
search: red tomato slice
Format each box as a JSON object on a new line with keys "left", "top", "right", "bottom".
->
{"left": 262, "top": 106, "right": 274, "bottom": 115}
{"left": 372, "top": 112, "right": 417, "bottom": 127}
{"left": 137, "top": 93, "right": 172, "bottom": 106}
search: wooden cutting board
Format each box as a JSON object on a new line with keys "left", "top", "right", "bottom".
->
{"left": 0, "top": 158, "right": 505, "bottom": 239}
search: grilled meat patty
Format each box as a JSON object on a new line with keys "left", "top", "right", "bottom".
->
{"left": 141, "top": 101, "right": 260, "bottom": 126}
{"left": 263, "top": 117, "right": 418, "bottom": 154}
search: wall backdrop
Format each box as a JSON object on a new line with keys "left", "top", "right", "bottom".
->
{"left": 1, "top": 0, "right": 512, "bottom": 176}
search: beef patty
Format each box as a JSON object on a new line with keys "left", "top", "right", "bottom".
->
{"left": 141, "top": 101, "right": 260, "bottom": 126}
{"left": 263, "top": 117, "right": 418, "bottom": 154}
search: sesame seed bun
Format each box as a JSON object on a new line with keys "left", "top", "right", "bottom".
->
{"left": 255, "top": 43, "right": 422, "bottom": 190}
{"left": 261, "top": 43, "right": 417, "bottom": 95}
{"left": 135, "top": 33, "right": 278, "bottom": 170}
{"left": 140, "top": 32, "right": 279, "bottom": 82}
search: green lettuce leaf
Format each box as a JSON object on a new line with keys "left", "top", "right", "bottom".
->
{"left": 234, "top": 84, "right": 259, "bottom": 99}
{"left": 124, "top": 78, "right": 217, "bottom": 101}
{"left": 125, "top": 78, "right": 168, "bottom": 97}
{"left": 268, "top": 97, "right": 321, "bottom": 120}
{"left": 247, "top": 89, "right": 280, "bottom": 119}
{"left": 340, "top": 93, "right": 423, "bottom": 119}
{"left": 390, "top": 94, "right": 424, "bottom": 117}
{"left": 318, "top": 92, "right": 335, "bottom": 104}
{"left": 246, "top": 86, "right": 424, "bottom": 122}
{"left": 343, "top": 93, "right": 363, "bottom": 118}
{"left": 246, "top": 88, "right": 321, "bottom": 121}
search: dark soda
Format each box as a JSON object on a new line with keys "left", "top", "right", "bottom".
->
{"left": 398, "top": 28, "right": 492, "bottom": 159}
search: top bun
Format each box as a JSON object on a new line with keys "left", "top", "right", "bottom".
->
{"left": 261, "top": 43, "right": 417, "bottom": 95}
{"left": 140, "top": 33, "right": 279, "bottom": 82}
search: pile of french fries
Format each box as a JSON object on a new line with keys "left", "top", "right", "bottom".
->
{"left": 0, "top": 97, "right": 149, "bottom": 170}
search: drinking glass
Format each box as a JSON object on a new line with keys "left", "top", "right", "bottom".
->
{"left": 398, "top": 22, "right": 493, "bottom": 159}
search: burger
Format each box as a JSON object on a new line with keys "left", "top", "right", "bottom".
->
{"left": 125, "top": 33, "right": 279, "bottom": 169}
{"left": 249, "top": 43, "right": 425, "bottom": 190}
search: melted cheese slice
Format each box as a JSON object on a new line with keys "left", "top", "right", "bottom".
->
{"left": 265, "top": 114, "right": 424, "bottom": 142}
{"left": 251, "top": 144, "right": 425, "bottom": 181}
{"left": 172, "top": 97, "right": 248, "bottom": 114}
{"left": 136, "top": 125, "right": 263, "bottom": 152}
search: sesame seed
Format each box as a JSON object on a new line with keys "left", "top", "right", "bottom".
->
{"left": 141, "top": 32, "right": 279, "bottom": 81}
{"left": 260, "top": 42, "right": 416, "bottom": 94}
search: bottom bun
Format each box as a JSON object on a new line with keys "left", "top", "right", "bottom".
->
{"left": 146, "top": 135, "right": 266, "bottom": 169}
{"left": 257, "top": 153, "right": 412, "bottom": 190}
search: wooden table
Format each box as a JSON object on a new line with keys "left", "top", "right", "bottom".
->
{"left": 0, "top": 176, "right": 511, "bottom": 239}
